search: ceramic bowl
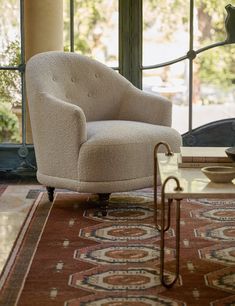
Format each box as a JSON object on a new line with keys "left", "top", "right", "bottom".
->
{"left": 201, "top": 166, "right": 235, "bottom": 183}
{"left": 225, "top": 147, "right": 235, "bottom": 162}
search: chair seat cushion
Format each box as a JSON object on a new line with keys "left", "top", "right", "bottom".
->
{"left": 78, "top": 120, "right": 181, "bottom": 182}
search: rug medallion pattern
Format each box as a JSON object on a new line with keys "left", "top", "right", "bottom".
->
{"left": 0, "top": 190, "right": 235, "bottom": 305}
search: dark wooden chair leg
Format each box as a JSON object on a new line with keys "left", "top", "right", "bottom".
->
{"left": 98, "top": 193, "right": 111, "bottom": 216}
{"left": 46, "top": 186, "right": 55, "bottom": 202}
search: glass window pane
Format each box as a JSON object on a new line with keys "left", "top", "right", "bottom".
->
{"left": 194, "top": 0, "right": 229, "bottom": 49}
{"left": 192, "top": 46, "right": 235, "bottom": 129}
{"left": 143, "top": 0, "right": 189, "bottom": 66}
{"left": 0, "top": 70, "right": 21, "bottom": 143}
{"left": 143, "top": 60, "right": 189, "bottom": 134}
{"left": 143, "top": 0, "right": 190, "bottom": 134}
{"left": 0, "top": 0, "right": 21, "bottom": 66}
{"left": 64, "top": 0, "right": 119, "bottom": 67}
{"left": 192, "top": 0, "right": 235, "bottom": 129}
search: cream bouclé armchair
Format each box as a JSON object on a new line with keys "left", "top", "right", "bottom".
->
{"left": 26, "top": 51, "right": 182, "bottom": 213}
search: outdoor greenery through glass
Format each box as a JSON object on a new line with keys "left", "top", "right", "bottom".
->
{"left": 63, "top": 0, "right": 118, "bottom": 67}
{"left": 0, "top": 1, "right": 21, "bottom": 143}
{"left": 143, "top": 0, "right": 235, "bottom": 133}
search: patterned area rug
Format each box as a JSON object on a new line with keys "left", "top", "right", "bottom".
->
{"left": 0, "top": 189, "right": 235, "bottom": 306}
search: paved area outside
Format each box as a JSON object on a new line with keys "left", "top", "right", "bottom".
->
{"left": 172, "top": 103, "right": 235, "bottom": 134}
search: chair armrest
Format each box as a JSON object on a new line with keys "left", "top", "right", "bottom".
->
{"left": 118, "top": 85, "right": 172, "bottom": 126}
{"left": 30, "top": 92, "right": 87, "bottom": 180}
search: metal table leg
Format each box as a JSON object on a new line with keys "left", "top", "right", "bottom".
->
{"left": 160, "top": 176, "right": 183, "bottom": 288}
{"left": 154, "top": 142, "right": 173, "bottom": 230}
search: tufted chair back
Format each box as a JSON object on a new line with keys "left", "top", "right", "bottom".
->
{"left": 26, "top": 51, "right": 131, "bottom": 121}
{"left": 26, "top": 50, "right": 182, "bottom": 204}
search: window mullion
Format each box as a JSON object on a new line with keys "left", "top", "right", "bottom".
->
{"left": 119, "top": 0, "right": 142, "bottom": 88}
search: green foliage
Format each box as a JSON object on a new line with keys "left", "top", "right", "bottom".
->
{"left": 143, "top": 0, "right": 189, "bottom": 38}
{"left": 0, "top": 103, "right": 19, "bottom": 143}
{"left": 64, "top": 0, "right": 104, "bottom": 54}
{"left": 196, "top": 1, "right": 235, "bottom": 90}
{"left": 0, "top": 40, "right": 21, "bottom": 142}
{"left": 145, "top": 0, "right": 235, "bottom": 91}
{"left": 198, "top": 44, "right": 235, "bottom": 89}
{"left": 64, "top": 0, "right": 115, "bottom": 59}
{"left": 0, "top": 41, "right": 21, "bottom": 106}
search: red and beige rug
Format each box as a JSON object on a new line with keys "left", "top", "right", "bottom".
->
{"left": 0, "top": 189, "right": 235, "bottom": 306}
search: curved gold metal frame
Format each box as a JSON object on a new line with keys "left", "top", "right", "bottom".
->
{"left": 154, "top": 142, "right": 183, "bottom": 287}
{"left": 154, "top": 142, "right": 173, "bottom": 230}
{"left": 160, "top": 176, "right": 183, "bottom": 288}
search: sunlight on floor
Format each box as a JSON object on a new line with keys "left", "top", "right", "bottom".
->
{"left": 0, "top": 185, "right": 39, "bottom": 273}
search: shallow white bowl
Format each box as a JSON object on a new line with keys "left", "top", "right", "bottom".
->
{"left": 201, "top": 166, "right": 235, "bottom": 183}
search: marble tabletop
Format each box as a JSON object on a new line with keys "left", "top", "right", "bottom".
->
{"left": 157, "top": 153, "right": 235, "bottom": 199}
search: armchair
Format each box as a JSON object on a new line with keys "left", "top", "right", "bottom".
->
{"left": 26, "top": 51, "right": 182, "bottom": 212}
